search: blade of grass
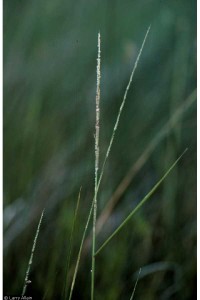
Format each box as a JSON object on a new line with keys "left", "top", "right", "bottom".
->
{"left": 130, "top": 268, "right": 141, "bottom": 300}
{"left": 63, "top": 188, "right": 81, "bottom": 299}
{"left": 22, "top": 209, "right": 44, "bottom": 296}
{"left": 91, "top": 32, "right": 101, "bottom": 300}
{"left": 95, "top": 149, "right": 187, "bottom": 256}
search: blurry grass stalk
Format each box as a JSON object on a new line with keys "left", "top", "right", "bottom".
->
{"left": 91, "top": 32, "right": 101, "bottom": 300}
{"left": 68, "top": 26, "right": 151, "bottom": 299}
{"left": 130, "top": 268, "right": 141, "bottom": 300}
{"left": 63, "top": 188, "right": 81, "bottom": 299}
{"left": 95, "top": 148, "right": 187, "bottom": 256}
{"left": 22, "top": 209, "right": 44, "bottom": 296}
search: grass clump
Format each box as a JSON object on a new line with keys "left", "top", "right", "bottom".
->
{"left": 4, "top": 2, "right": 196, "bottom": 298}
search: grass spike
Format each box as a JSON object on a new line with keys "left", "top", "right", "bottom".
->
{"left": 22, "top": 209, "right": 44, "bottom": 296}
{"left": 91, "top": 31, "right": 101, "bottom": 300}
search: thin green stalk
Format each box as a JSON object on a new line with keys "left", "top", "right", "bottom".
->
{"left": 22, "top": 209, "right": 44, "bottom": 296}
{"left": 63, "top": 188, "right": 81, "bottom": 299}
{"left": 95, "top": 149, "right": 187, "bottom": 256}
{"left": 130, "top": 268, "right": 141, "bottom": 300}
{"left": 91, "top": 32, "right": 101, "bottom": 300}
{"left": 68, "top": 201, "right": 93, "bottom": 300}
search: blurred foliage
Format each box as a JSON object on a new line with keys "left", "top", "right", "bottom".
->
{"left": 4, "top": 0, "right": 196, "bottom": 299}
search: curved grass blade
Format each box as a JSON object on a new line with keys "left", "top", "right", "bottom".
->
{"left": 22, "top": 209, "right": 44, "bottom": 296}
{"left": 95, "top": 149, "right": 187, "bottom": 256}
{"left": 130, "top": 268, "right": 141, "bottom": 300}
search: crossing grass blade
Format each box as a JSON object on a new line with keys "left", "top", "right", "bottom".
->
{"left": 95, "top": 149, "right": 187, "bottom": 256}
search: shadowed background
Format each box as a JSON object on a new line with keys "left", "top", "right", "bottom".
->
{"left": 4, "top": 0, "right": 196, "bottom": 299}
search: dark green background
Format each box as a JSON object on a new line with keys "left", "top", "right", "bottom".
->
{"left": 4, "top": 0, "right": 196, "bottom": 299}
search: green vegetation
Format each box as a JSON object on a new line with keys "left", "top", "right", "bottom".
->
{"left": 4, "top": 0, "right": 196, "bottom": 299}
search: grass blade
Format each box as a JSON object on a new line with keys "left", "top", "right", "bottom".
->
{"left": 63, "top": 188, "right": 81, "bottom": 299}
{"left": 95, "top": 149, "right": 187, "bottom": 255}
{"left": 22, "top": 209, "right": 44, "bottom": 296}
